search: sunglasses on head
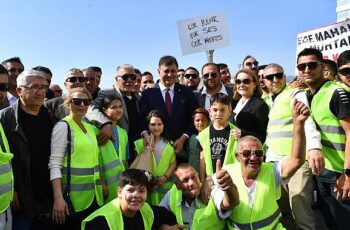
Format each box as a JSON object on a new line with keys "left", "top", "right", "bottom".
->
{"left": 203, "top": 72, "right": 218, "bottom": 79}
{"left": 0, "top": 83, "right": 10, "bottom": 92}
{"left": 235, "top": 79, "right": 252, "bottom": 85}
{"left": 66, "top": 77, "right": 87, "bottom": 83}
{"left": 184, "top": 74, "right": 199, "bottom": 79}
{"left": 338, "top": 67, "right": 350, "bottom": 76}
{"left": 245, "top": 61, "right": 259, "bottom": 67}
{"left": 296, "top": 62, "right": 320, "bottom": 71}
{"left": 264, "top": 72, "right": 284, "bottom": 81}
{"left": 240, "top": 149, "right": 264, "bottom": 158}
{"left": 71, "top": 98, "right": 91, "bottom": 106}
{"left": 119, "top": 74, "right": 136, "bottom": 81}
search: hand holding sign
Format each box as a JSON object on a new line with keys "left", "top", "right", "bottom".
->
{"left": 216, "top": 159, "right": 233, "bottom": 191}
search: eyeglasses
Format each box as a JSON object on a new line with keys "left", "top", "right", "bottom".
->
{"left": 296, "top": 62, "right": 320, "bottom": 71}
{"left": 65, "top": 77, "right": 87, "bottom": 83}
{"left": 184, "top": 74, "right": 199, "bottom": 79}
{"left": 264, "top": 72, "right": 284, "bottom": 81}
{"left": 245, "top": 61, "right": 259, "bottom": 67}
{"left": 71, "top": 98, "right": 91, "bottom": 106}
{"left": 203, "top": 72, "right": 218, "bottom": 79}
{"left": 240, "top": 149, "right": 264, "bottom": 158}
{"left": 338, "top": 67, "right": 350, "bottom": 76}
{"left": 22, "top": 85, "right": 48, "bottom": 93}
{"left": 119, "top": 74, "right": 136, "bottom": 81}
{"left": 0, "top": 83, "right": 9, "bottom": 92}
{"left": 235, "top": 79, "right": 252, "bottom": 85}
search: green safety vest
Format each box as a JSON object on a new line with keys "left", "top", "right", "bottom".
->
{"left": 225, "top": 163, "right": 284, "bottom": 230}
{"left": 310, "top": 81, "right": 346, "bottom": 172}
{"left": 82, "top": 198, "right": 153, "bottom": 230}
{"left": 62, "top": 117, "right": 103, "bottom": 211}
{"left": 169, "top": 184, "right": 225, "bottom": 230}
{"left": 134, "top": 139, "right": 175, "bottom": 205}
{"left": 265, "top": 86, "right": 295, "bottom": 156}
{"left": 197, "top": 123, "right": 238, "bottom": 176}
{"left": 0, "top": 123, "right": 13, "bottom": 213}
{"left": 335, "top": 81, "right": 350, "bottom": 92}
{"left": 99, "top": 126, "right": 128, "bottom": 203}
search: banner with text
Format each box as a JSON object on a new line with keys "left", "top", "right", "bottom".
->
{"left": 296, "top": 20, "right": 350, "bottom": 63}
{"left": 177, "top": 12, "right": 230, "bottom": 55}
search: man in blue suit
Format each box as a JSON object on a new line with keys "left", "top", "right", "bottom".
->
{"left": 138, "top": 56, "right": 198, "bottom": 162}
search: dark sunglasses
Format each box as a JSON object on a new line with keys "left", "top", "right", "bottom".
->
{"left": 264, "top": 72, "right": 284, "bottom": 81}
{"left": 296, "top": 62, "right": 320, "bottom": 71}
{"left": 184, "top": 74, "right": 199, "bottom": 79}
{"left": 71, "top": 98, "right": 91, "bottom": 106}
{"left": 338, "top": 67, "right": 350, "bottom": 76}
{"left": 235, "top": 79, "right": 252, "bottom": 85}
{"left": 203, "top": 72, "right": 218, "bottom": 79}
{"left": 66, "top": 77, "right": 87, "bottom": 83}
{"left": 0, "top": 83, "right": 10, "bottom": 92}
{"left": 245, "top": 61, "right": 259, "bottom": 67}
{"left": 119, "top": 74, "right": 136, "bottom": 81}
{"left": 240, "top": 149, "right": 264, "bottom": 158}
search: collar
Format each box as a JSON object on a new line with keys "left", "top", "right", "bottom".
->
{"left": 308, "top": 80, "right": 329, "bottom": 96}
{"left": 177, "top": 195, "right": 202, "bottom": 208}
{"left": 159, "top": 82, "right": 175, "bottom": 92}
{"left": 201, "top": 83, "right": 228, "bottom": 96}
{"left": 7, "top": 92, "right": 17, "bottom": 100}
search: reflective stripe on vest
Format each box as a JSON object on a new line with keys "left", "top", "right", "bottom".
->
{"left": 82, "top": 198, "right": 154, "bottom": 230}
{"left": 310, "top": 82, "right": 346, "bottom": 172}
{"left": 266, "top": 87, "right": 295, "bottom": 156}
{"left": 228, "top": 209, "right": 281, "bottom": 229}
{"left": 61, "top": 117, "right": 103, "bottom": 211}
{"left": 0, "top": 181, "right": 12, "bottom": 194}
{"left": 197, "top": 122, "right": 238, "bottom": 176}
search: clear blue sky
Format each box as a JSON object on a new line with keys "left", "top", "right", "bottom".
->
{"left": 0, "top": 0, "right": 336, "bottom": 89}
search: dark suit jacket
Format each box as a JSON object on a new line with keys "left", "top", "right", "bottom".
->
{"left": 195, "top": 84, "right": 233, "bottom": 108}
{"left": 138, "top": 82, "right": 198, "bottom": 141}
{"left": 0, "top": 97, "right": 10, "bottom": 110}
{"left": 231, "top": 96, "right": 269, "bottom": 143}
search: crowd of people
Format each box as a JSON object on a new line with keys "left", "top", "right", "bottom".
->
{"left": 0, "top": 47, "right": 350, "bottom": 230}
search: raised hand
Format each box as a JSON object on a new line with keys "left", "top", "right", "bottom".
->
{"left": 292, "top": 99, "right": 310, "bottom": 123}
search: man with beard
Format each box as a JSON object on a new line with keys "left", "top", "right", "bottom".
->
{"left": 183, "top": 67, "right": 201, "bottom": 92}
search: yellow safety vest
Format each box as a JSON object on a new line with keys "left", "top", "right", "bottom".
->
{"left": 169, "top": 184, "right": 226, "bottom": 230}
{"left": 61, "top": 117, "right": 103, "bottom": 211}
{"left": 197, "top": 123, "right": 238, "bottom": 176}
{"left": 134, "top": 139, "right": 175, "bottom": 205}
{"left": 225, "top": 163, "right": 284, "bottom": 230}
{"left": 82, "top": 198, "right": 153, "bottom": 230}
{"left": 0, "top": 123, "right": 13, "bottom": 213}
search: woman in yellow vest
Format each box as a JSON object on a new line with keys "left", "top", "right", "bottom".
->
{"left": 134, "top": 110, "right": 176, "bottom": 205}
{"left": 49, "top": 87, "right": 103, "bottom": 229}
{"left": 98, "top": 95, "right": 129, "bottom": 203}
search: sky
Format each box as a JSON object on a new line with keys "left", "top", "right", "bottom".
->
{"left": 0, "top": 0, "right": 337, "bottom": 89}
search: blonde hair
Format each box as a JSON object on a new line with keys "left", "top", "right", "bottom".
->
{"left": 63, "top": 87, "right": 92, "bottom": 108}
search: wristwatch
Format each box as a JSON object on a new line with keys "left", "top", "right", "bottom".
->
{"left": 344, "top": 168, "right": 350, "bottom": 176}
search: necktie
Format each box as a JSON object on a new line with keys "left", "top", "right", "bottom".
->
{"left": 165, "top": 88, "right": 172, "bottom": 116}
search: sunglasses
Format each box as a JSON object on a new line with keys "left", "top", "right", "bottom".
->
{"left": 66, "top": 77, "right": 87, "bottom": 83}
{"left": 240, "top": 149, "right": 264, "bottom": 158}
{"left": 184, "top": 74, "right": 199, "bottom": 79}
{"left": 119, "top": 74, "right": 136, "bottom": 81}
{"left": 0, "top": 83, "right": 10, "bottom": 92}
{"left": 203, "top": 72, "right": 218, "bottom": 79}
{"left": 264, "top": 72, "right": 284, "bottom": 81}
{"left": 296, "top": 62, "right": 320, "bottom": 71}
{"left": 245, "top": 61, "right": 259, "bottom": 67}
{"left": 338, "top": 67, "right": 350, "bottom": 76}
{"left": 235, "top": 79, "right": 252, "bottom": 85}
{"left": 71, "top": 98, "right": 91, "bottom": 106}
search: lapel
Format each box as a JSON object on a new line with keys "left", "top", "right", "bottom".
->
{"left": 113, "top": 87, "right": 129, "bottom": 121}
{"left": 13, "top": 101, "right": 29, "bottom": 143}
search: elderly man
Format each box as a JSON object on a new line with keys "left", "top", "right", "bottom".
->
{"left": 0, "top": 57, "right": 24, "bottom": 109}
{"left": 225, "top": 100, "right": 309, "bottom": 229}
{"left": 196, "top": 63, "right": 233, "bottom": 110}
{"left": 45, "top": 68, "right": 87, "bottom": 124}
{"left": 0, "top": 65, "right": 13, "bottom": 230}
{"left": 0, "top": 70, "right": 53, "bottom": 229}
{"left": 160, "top": 161, "right": 239, "bottom": 229}
{"left": 183, "top": 67, "right": 201, "bottom": 92}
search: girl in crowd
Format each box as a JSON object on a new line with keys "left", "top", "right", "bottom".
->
{"left": 134, "top": 110, "right": 176, "bottom": 205}
{"left": 185, "top": 108, "right": 210, "bottom": 172}
{"left": 231, "top": 69, "right": 269, "bottom": 143}
{"left": 99, "top": 95, "right": 129, "bottom": 203}
{"left": 49, "top": 87, "right": 103, "bottom": 229}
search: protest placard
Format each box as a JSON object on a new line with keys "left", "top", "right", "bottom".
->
{"left": 177, "top": 12, "right": 230, "bottom": 55}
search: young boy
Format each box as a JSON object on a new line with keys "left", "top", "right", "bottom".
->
{"left": 82, "top": 169, "right": 179, "bottom": 230}
{"left": 198, "top": 93, "right": 238, "bottom": 183}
